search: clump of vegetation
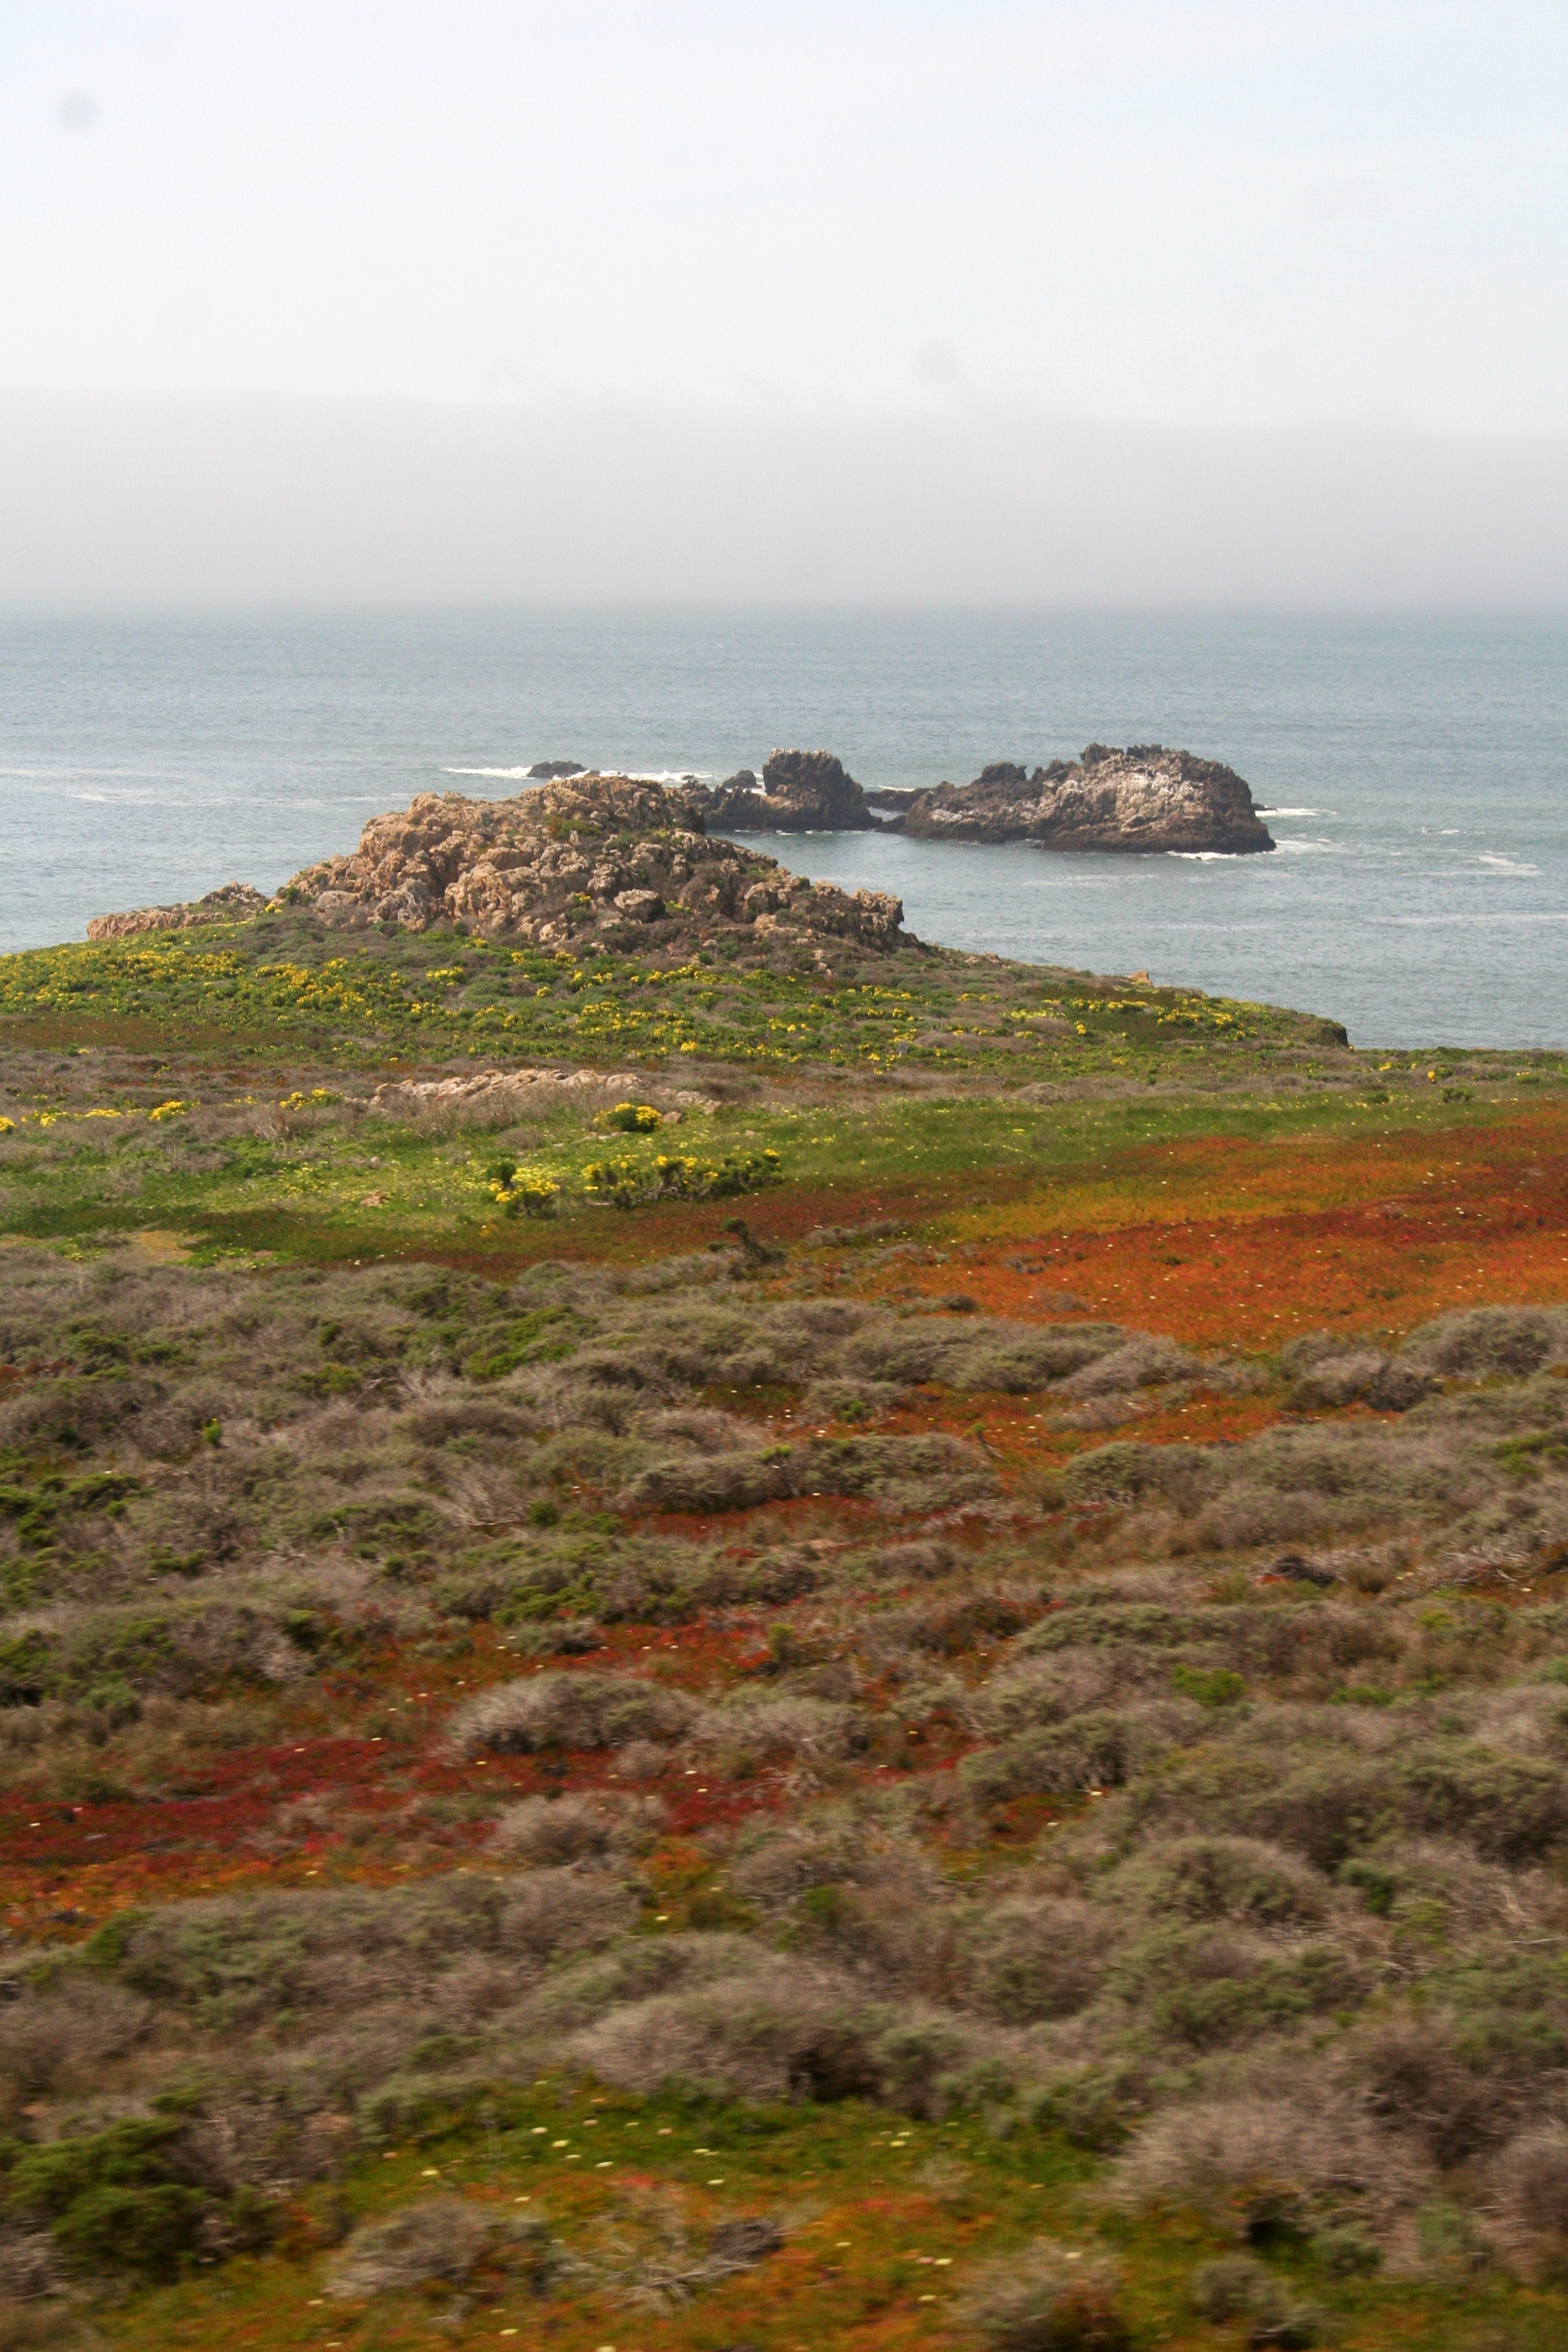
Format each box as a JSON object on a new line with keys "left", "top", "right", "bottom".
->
{"left": 964, "top": 2241, "right": 1130, "bottom": 2349}
{"left": 595, "top": 1099, "right": 663, "bottom": 1132}
{"left": 1190, "top": 2253, "right": 1320, "bottom": 2346}
{"left": 583, "top": 1144, "right": 781, "bottom": 1206}
{"left": 486, "top": 1153, "right": 560, "bottom": 1216}
{"left": 327, "top": 2197, "right": 559, "bottom": 2302}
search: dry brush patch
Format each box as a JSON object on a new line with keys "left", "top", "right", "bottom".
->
{"left": 3, "top": 1012, "right": 1568, "bottom": 2344}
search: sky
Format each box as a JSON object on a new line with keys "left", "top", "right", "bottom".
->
{"left": 4, "top": 2, "right": 1567, "bottom": 606}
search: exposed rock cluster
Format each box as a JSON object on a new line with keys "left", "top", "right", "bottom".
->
{"left": 84, "top": 743, "right": 1270, "bottom": 955}
{"left": 692, "top": 748, "right": 878, "bottom": 834}
{"left": 86, "top": 882, "right": 270, "bottom": 942}
{"left": 367, "top": 1067, "right": 719, "bottom": 1120}
{"left": 202, "top": 773, "right": 901, "bottom": 957}
{"left": 899, "top": 744, "right": 1274, "bottom": 854}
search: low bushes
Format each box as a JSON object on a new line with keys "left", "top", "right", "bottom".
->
{"left": 446, "top": 1671, "right": 697, "bottom": 1757}
{"left": 960, "top": 1713, "right": 1130, "bottom": 1804}
{"left": 1493, "top": 2127, "right": 1568, "bottom": 2274}
{"left": 1189, "top": 2253, "right": 1320, "bottom": 2347}
{"left": 1116, "top": 2093, "right": 1426, "bottom": 2244}
{"left": 1403, "top": 1306, "right": 1568, "bottom": 1381}
{"left": 964, "top": 1900, "right": 1110, "bottom": 2023}
{"left": 327, "top": 2197, "right": 559, "bottom": 2301}
{"left": 963, "top": 2241, "right": 1130, "bottom": 2351}
{"left": 5, "top": 2112, "right": 274, "bottom": 2284}
{"left": 567, "top": 1958, "right": 995, "bottom": 2116}
{"left": 6, "top": 1184, "right": 1568, "bottom": 2325}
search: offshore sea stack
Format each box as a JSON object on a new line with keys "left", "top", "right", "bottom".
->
{"left": 693, "top": 748, "right": 878, "bottom": 834}
{"left": 271, "top": 773, "right": 906, "bottom": 953}
{"left": 899, "top": 744, "right": 1275, "bottom": 854}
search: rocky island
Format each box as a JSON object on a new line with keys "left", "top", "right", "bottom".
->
{"left": 690, "top": 747, "right": 878, "bottom": 833}
{"left": 684, "top": 740, "right": 1274, "bottom": 853}
{"left": 899, "top": 742, "right": 1275, "bottom": 854}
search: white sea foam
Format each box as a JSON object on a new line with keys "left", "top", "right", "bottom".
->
{"left": 1257, "top": 806, "right": 1327, "bottom": 817}
{"left": 442, "top": 765, "right": 535, "bottom": 778}
{"left": 1376, "top": 910, "right": 1568, "bottom": 926}
{"left": 1477, "top": 853, "right": 1540, "bottom": 876}
{"left": 1, "top": 765, "right": 160, "bottom": 783}
{"left": 64, "top": 787, "right": 164, "bottom": 805}
{"left": 1273, "top": 836, "right": 1341, "bottom": 854}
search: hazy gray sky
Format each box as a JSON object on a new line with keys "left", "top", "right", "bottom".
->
{"left": 5, "top": 3, "right": 1567, "bottom": 604}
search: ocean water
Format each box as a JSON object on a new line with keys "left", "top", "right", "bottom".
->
{"left": 1, "top": 609, "right": 1565, "bottom": 1050}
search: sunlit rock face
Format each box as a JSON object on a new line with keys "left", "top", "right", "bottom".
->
{"left": 273, "top": 772, "right": 906, "bottom": 953}
{"left": 691, "top": 748, "right": 879, "bottom": 835}
{"left": 899, "top": 744, "right": 1276, "bottom": 855}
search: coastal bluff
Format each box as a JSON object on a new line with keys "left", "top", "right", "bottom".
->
{"left": 900, "top": 744, "right": 1275, "bottom": 854}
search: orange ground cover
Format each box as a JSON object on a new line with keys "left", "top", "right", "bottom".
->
{"left": 890, "top": 1106, "right": 1568, "bottom": 1348}
{"left": 0, "top": 1625, "right": 798, "bottom": 1937}
{"left": 8, "top": 1102, "right": 1565, "bottom": 1940}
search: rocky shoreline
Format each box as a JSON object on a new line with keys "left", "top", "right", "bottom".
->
{"left": 85, "top": 739, "right": 1273, "bottom": 946}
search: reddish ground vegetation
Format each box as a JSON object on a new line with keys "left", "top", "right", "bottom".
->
{"left": 879, "top": 1107, "right": 1568, "bottom": 1347}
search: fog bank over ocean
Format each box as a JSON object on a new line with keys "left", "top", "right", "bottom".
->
{"left": 3, "top": 391, "right": 1567, "bottom": 611}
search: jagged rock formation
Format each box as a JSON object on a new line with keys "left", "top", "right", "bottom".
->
{"left": 86, "top": 882, "right": 270, "bottom": 942}
{"left": 271, "top": 773, "right": 906, "bottom": 953}
{"left": 898, "top": 745, "right": 1275, "bottom": 854}
{"left": 693, "top": 748, "right": 878, "bottom": 834}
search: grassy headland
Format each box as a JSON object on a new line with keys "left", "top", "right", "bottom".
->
{"left": 1, "top": 892, "right": 1567, "bottom": 2352}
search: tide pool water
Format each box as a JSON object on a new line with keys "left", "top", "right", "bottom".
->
{"left": 1, "top": 608, "right": 1565, "bottom": 1048}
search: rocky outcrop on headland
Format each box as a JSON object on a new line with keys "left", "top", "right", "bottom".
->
{"left": 692, "top": 748, "right": 878, "bottom": 834}
{"left": 899, "top": 744, "right": 1274, "bottom": 854}
{"left": 86, "top": 882, "right": 269, "bottom": 941}
{"left": 269, "top": 772, "right": 906, "bottom": 955}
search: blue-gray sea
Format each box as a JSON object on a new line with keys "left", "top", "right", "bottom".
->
{"left": 2, "top": 611, "right": 1565, "bottom": 1050}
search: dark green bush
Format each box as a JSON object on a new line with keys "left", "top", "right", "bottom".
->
{"left": 6, "top": 2116, "right": 237, "bottom": 2282}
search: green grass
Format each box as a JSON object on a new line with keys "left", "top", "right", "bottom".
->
{"left": 101, "top": 2082, "right": 1568, "bottom": 2352}
{"left": 1, "top": 1054, "right": 1558, "bottom": 1276}
{"left": 0, "top": 910, "right": 1364, "bottom": 1077}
